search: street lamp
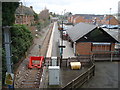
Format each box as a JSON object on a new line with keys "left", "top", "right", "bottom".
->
{"left": 59, "top": 9, "right": 66, "bottom": 67}
{"left": 109, "top": 8, "right": 112, "bottom": 30}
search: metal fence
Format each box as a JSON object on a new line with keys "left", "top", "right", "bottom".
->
{"left": 45, "top": 53, "right": 119, "bottom": 89}
{"left": 92, "top": 53, "right": 120, "bottom": 61}
{"left": 45, "top": 56, "right": 95, "bottom": 89}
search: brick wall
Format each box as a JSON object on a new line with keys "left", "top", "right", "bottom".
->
{"left": 111, "top": 43, "right": 115, "bottom": 51}
{"left": 76, "top": 42, "right": 115, "bottom": 55}
{"left": 76, "top": 42, "right": 92, "bottom": 55}
{"left": 15, "top": 15, "right": 34, "bottom": 26}
{"left": 74, "top": 16, "right": 85, "bottom": 24}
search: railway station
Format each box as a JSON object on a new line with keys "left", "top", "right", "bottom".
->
{"left": 2, "top": 1, "right": 120, "bottom": 89}
{"left": 13, "top": 22, "right": 119, "bottom": 89}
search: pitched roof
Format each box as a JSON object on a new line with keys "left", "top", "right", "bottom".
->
{"left": 66, "top": 22, "right": 119, "bottom": 43}
{"left": 66, "top": 22, "right": 97, "bottom": 42}
{"left": 102, "top": 28, "right": 119, "bottom": 43}
{"left": 15, "top": 5, "right": 34, "bottom": 15}
{"left": 74, "top": 14, "right": 104, "bottom": 18}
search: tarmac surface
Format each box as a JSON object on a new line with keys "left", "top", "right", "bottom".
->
{"left": 63, "top": 41, "right": 75, "bottom": 58}
{"left": 46, "top": 22, "right": 120, "bottom": 88}
{"left": 81, "top": 62, "right": 119, "bottom": 88}
{"left": 48, "top": 22, "right": 75, "bottom": 58}
{"left": 60, "top": 66, "right": 88, "bottom": 87}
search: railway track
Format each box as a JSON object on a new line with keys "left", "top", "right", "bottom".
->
{"left": 15, "top": 63, "right": 43, "bottom": 88}
{"left": 14, "top": 23, "right": 54, "bottom": 88}
{"left": 20, "top": 69, "right": 43, "bottom": 88}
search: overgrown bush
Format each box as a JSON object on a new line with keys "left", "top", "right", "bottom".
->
{"left": 2, "top": 24, "right": 33, "bottom": 85}
{"left": 11, "top": 24, "right": 33, "bottom": 64}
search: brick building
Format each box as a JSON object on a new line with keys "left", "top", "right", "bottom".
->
{"left": 101, "top": 15, "right": 119, "bottom": 25}
{"left": 15, "top": 5, "right": 35, "bottom": 26}
{"left": 66, "top": 23, "right": 119, "bottom": 55}
{"left": 68, "top": 14, "right": 119, "bottom": 25}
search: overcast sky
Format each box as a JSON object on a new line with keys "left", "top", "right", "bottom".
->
{"left": 20, "top": 0, "right": 119, "bottom": 15}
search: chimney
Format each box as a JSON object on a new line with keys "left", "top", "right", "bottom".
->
{"left": 30, "top": 6, "right": 33, "bottom": 9}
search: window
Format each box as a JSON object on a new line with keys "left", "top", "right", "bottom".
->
{"left": 92, "top": 43, "right": 111, "bottom": 51}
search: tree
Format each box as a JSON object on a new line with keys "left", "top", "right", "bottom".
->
{"left": 11, "top": 24, "right": 33, "bottom": 64}
{"left": 33, "top": 12, "right": 39, "bottom": 22}
{"left": 2, "top": 2, "right": 19, "bottom": 26}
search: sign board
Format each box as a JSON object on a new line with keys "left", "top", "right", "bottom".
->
{"left": 58, "top": 46, "right": 66, "bottom": 48}
{"left": 5, "top": 72, "right": 14, "bottom": 85}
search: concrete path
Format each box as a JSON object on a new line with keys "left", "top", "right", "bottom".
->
{"left": 63, "top": 40, "right": 75, "bottom": 58}
{"left": 46, "top": 22, "right": 75, "bottom": 58}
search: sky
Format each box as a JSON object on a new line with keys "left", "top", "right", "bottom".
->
{"left": 20, "top": 0, "right": 120, "bottom": 15}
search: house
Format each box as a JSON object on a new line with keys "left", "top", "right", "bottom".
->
{"left": 66, "top": 23, "right": 119, "bottom": 55}
{"left": 15, "top": 5, "right": 35, "bottom": 26}
{"left": 101, "top": 15, "right": 119, "bottom": 25}
{"left": 68, "top": 15, "right": 78, "bottom": 23}
{"left": 68, "top": 14, "right": 104, "bottom": 25}
{"left": 39, "top": 7, "right": 49, "bottom": 21}
{"left": 68, "top": 14, "right": 119, "bottom": 26}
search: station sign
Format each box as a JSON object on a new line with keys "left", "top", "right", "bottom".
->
{"left": 5, "top": 72, "right": 14, "bottom": 85}
{"left": 58, "top": 46, "right": 66, "bottom": 48}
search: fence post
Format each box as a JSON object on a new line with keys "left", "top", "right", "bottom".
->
{"left": 111, "top": 53, "right": 113, "bottom": 62}
{"left": 87, "top": 69, "right": 90, "bottom": 81}
{"left": 93, "top": 65, "right": 95, "bottom": 76}
{"left": 72, "top": 80, "right": 74, "bottom": 89}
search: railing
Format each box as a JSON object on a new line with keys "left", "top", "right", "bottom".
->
{"left": 44, "top": 57, "right": 60, "bottom": 66}
{"left": 92, "top": 53, "right": 120, "bottom": 61}
{"left": 62, "top": 61, "right": 95, "bottom": 89}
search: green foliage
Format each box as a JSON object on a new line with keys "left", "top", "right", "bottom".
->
{"left": 10, "top": 24, "right": 33, "bottom": 64}
{"left": 2, "top": 2, "right": 19, "bottom": 26}
{"left": 2, "top": 48, "right": 7, "bottom": 85}
{"left": 33, "top": 12, "right": 39, "bottom": 21}
{"left": 2, "top": 24, "right": 33, "bottom": 85}
{"left": 2, "top": 2, "right": 19, "bottom": 85}
{"left": 44, "top": 20, "right": 50, "bottom": 27}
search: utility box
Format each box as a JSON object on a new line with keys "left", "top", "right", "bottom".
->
{"left": 51, "top": 57, "right": 57, "bottom": 66}
{"left": 48, "top": 66, "right": 60, "bottom": 85}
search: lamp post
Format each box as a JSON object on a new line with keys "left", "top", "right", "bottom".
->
{"left": 59, "top": 9, "right": 66, "bottom": 67}
{"left": 109, "top": 8, "right": 112, "bottom": 30}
